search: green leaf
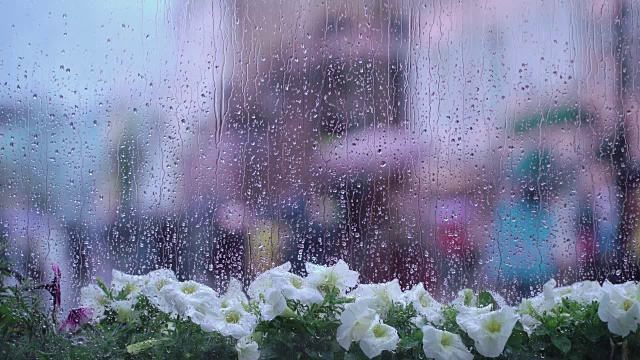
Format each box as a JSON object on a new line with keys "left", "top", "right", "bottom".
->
{"left": 506, "top": 326, "right": 528, "bottom": 351}
{"left": 478, "top": 291, "right": 496, "bottom": 309}
{"left": 304, "top": 349, "right": 334, "bottom": 360}
{"left": 96, "top": 278, "right": 112, "bottom": 299}
{"left": 582, "top": 324, "right": 605, "bottom": 342}
{"left": 398, "top": 335, "right": 422, "bottom": 350}
{"left": 551, "top": 336, "right": 571, "bottom": 354}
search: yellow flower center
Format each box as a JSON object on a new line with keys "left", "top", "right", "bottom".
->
{"left": 156, "top": 279, "right": 170, "bottom": 291}
{"left": 225, "top": 310, "right": 241, "bottom": 324}
{"left": 124, "top": 283, "right": 139, "bottom": 295}
{"left": 624, "top": 299, "right": 635, "bottom": 312}
{"left": 181, "top": 283, "right": 198, "bottom": 295}
{"left": 419, "top": 294, "right": 432, "bottom": 308}
{"left": 98, "top": 296, "right": 110, "bottom": 306}
{"left": 291, "top": 277, "right": 303, "bottom": 289}
{"left": 372, "top": 324, "right": 387, "bottom": 338}
{"left": 485, "top": 319, "right": 502, "bottom": 334}
{"left": 325, "top": 272, "right": 338, "bottom": 288}
{"left": 441, "top": 333, "right": 454, "bottom": 347}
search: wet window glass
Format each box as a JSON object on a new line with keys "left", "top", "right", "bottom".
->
{"left": 2, "top": 0, "right": 640, "bottom": 308}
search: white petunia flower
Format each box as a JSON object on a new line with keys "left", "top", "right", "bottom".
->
{"left": 519, "top": 279, "right": 605, "bottom": 335}
{"left": 358, "top": 316, "right": 400, "bottom": 359}
{"left": 142, "top": 269, "right": 178, "bottom": 314}
{"left": 222, "top": 278, "right": 249, "bottom": 309}
{"left": 111, "top": 299, "right": 138, "bottom": 323}
{"left": 517, "top": 280, "right": 557, "bottom": 334}
{"left": 183, "top": 294, "right": 222, "bottom": 328}
{"left": 455, "top": 304, "right": 492, "bottom": 325}
{"left": 279, "top": 272, "right": 324, "bottom": 305}
{"left": 251, "top": 262, "right": 323, "bottom": 304}
{"left": 456, "top": 306, "right": 519, "bottom": 358}
{"left": 80, "top": 284, "right": 110, "bottom": 321}
{"left": 539, "top": 278, "right": 603, "bottom": 310}
{"left": 518, "top": 298, "right": 543, "bottom": 335}
{"left": 422, "top": 325, "right": 473, "bottom": 360}
{"left": 452, "top": 289, "right": 478, "bottom": 309}
{"left": 111, "top": 269, "right": 148, "bottom": 299}
{"left": 159, "top": 280, "right": 220, "bottom": 316}
{"left": 557, "top": 280, "right": 603, "bottom": 305}
{"left": 260, "top": 286, "right": 289, "bottom": 321}
{"left": 248, "top": 262, "right": 294, "bottom": 320}
{"left": 305, "top": 259, "right": 359, "bottom": 295}
{"left": 248, "top": 262, "right": 292, "bottom": 298}
{"left": 201, "top": 305, "right": 258, "bottom": 339}
{"left": 144, "top": 269, "right": 178, "bottom": 293}
{"left": 236, "top": 335, "right": 260, "bottom": 360}
{"left": 453, "top": 288, "right": 507, "bottom": 314}
{"left": 351, "top": 279, "right": 404, "bottom": 318}
{"left": 403, "top": 282, "right": 444, "bottom": 326}
{"left": 336, "top": 299, "right": 378, "bottom": 350}
{"left": 598, "top": 281, "right": 640, "bottom": 337}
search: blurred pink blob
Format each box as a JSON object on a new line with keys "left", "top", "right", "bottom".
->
{"left": 58, "top": 307, "right": 94, "bottom": 333}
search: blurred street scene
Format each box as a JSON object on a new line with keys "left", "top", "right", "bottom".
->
{"left": 2, "top": 0, "right": 640, "bottom": 308}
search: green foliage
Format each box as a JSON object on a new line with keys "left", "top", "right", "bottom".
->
{"left": 3, "top": 245, "right": 640, "bottom": 360}
{"left": 525, "top": 298, "right": 615, "bottom": 360}
{"left": 0, "top": 255, "right": 234, "bottom": 359}
{"left": 256, "top": 287, "right": 348, "bottom": 359}
{"left": 383, "top": 302, "right": 426, "bottom": 360}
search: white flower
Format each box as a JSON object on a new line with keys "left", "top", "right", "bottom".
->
{"left": 558, "top": 280, "right": 603, "bottom": 304}
{"left": 185, "top": 288, "right": 256, "bottom": 339}
{"left": 422, "top": 325, "right": 473, "bottom": 360}
{"left": 201, "top": 304, "right": 258, "bottom": 339}
{"left": 111, "top": 269, "right": 148, "bottom": 299}
{"left": 183, "top": 294, "right": 222, "bottom": 327}
{"left": 222, "top": 278, "right": 249, "bottom": 309}
{"left": 190, "top": 278, "right": 258, "bottom": 339}
{"left": 279, "top": 272, "right": 324, "bottom": 305}
{"left": 598, "top": 281, "right": 640, "bottom": 337}
{"left": 159, "top": 280, "right": 220, "bottom": 316}
{"left": 336, "top": 299, "right": 377, "bottom": 350}
{"left": 111, "top": 299, "right": 138, "bottom": 323}
{"left": 456, "top": 306, "right": 519, "bottom": 358}
{"left": 263, "top": 286, "right": 291, "bottom": 321}
{"left": 517, "top": 280, "right": 556, "bottom": 334}
{"left": 517, "top": 299, "right": 542, "bottom": 335}
{"left": 248, "top": 262, "right": 293, "bottom": 320}
{"left": 305, "top": 259, "right": 359, "bottom": 295}
{"left": 236, "top": 335, "right": 260, "bottom": 360}
{"left": 144, "top": 269, "right": 178, "bottom": 293}
{"left": 520, "top": 279, "right": 604, "bottom": 336}
{"left": 248, "top": 262, "right": 292, "bottom": 298}
{"left": 142, "top": 269, "right": 178, "bottom": 313}
{"left": 359, "top": 317, "right": 400, "bottom": 359}
{"left": 351, "top": 279, "right": 404, "bottom": 318}
{"left": 80, "top": 284, "right": 110, "bottom": 321}
{"left": 403, "top": 283, "right": 444, "bottom": 325}
{"left": 453, "top": 289, "right": 506, "bottom": 313}
{"left": 455, "top": 304, "right": 492, "bottom": 325}
{"left": 452, "top": 289, "right": 478, "bottom": 309}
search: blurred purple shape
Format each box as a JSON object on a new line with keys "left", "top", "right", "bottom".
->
{"left": 58, "top": 307, "right": 93, "bottom": 333}
{"left": 51, "top": 263, "right": 62, "bottom": 313}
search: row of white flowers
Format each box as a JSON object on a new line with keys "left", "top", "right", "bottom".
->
{"left": 80, "top": 260, "right": 640, "bottom": 360}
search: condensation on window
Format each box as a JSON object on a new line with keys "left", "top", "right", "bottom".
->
{"left": 1, "top": 0, "right": 640, "bottom": 306}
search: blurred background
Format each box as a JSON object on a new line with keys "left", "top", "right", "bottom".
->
{"left": 2, "top": 0, "right": 640, "bottom": 308}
